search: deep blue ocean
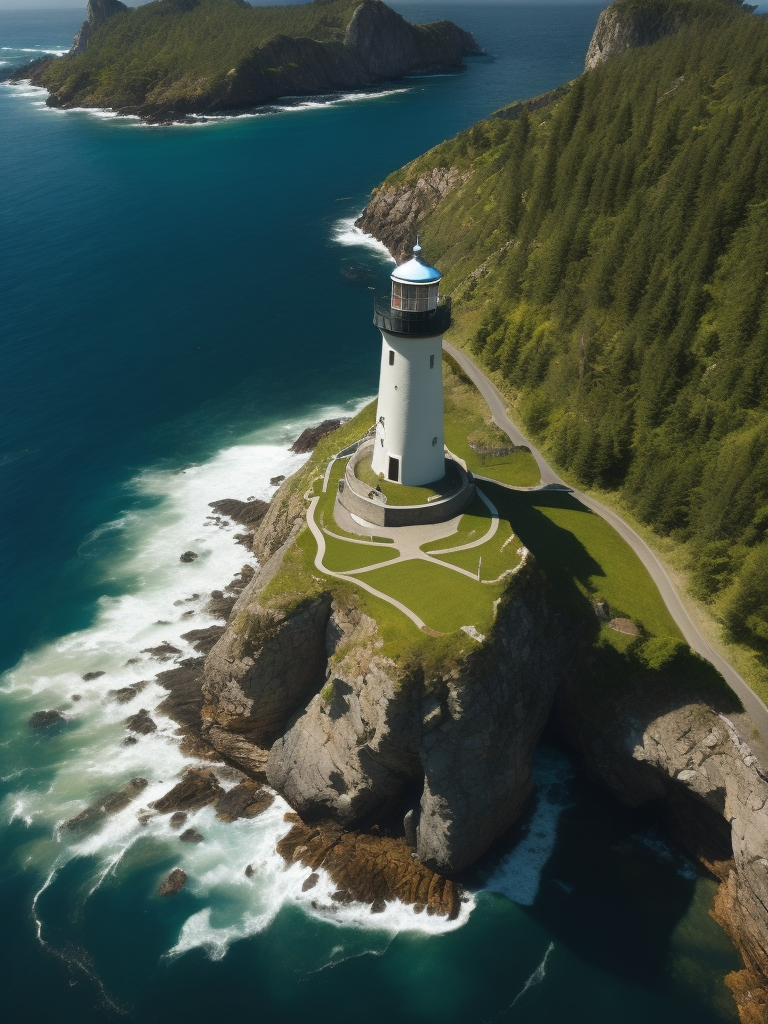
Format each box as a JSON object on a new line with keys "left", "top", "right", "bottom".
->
{"left": 0, "top": 4, "right": 744, "bottom": 1022}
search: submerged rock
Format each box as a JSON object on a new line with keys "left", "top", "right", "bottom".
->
{"left": 180, "top": 551, "right": 198, "bottom": 563}
{"left": 28, "top": 710, "right": 69, "bottom": 730}
{"left": 63, "top": 777, "right": 149, "bottom": 832}
{"left": 107, "top": 681, "right": 149, "bottom": 704}
{"left": 179, "top": 828, "right": 204, "bottom": 844}
{"left": 158, "top": 868, "right": 187, "bottom": 897}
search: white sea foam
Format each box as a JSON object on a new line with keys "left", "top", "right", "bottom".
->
{"left": 0, "top": 46, "right": 67, "bottom": 55}
{"left": 333, "top": 216, "right": 395, "bottom": 262}
{"left": 3, "top": 399, "right": 473, "bottom": 963}
{"left": 484, "top": 747, "right": 573, "bottom": 906}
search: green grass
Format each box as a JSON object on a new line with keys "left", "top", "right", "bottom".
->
{"left": 360, "top": 559, "right": 502, "bottom": 634}
{"left": 323, "top": 536, "right": 399, "bottom": 572}
{"left": 316, "top": 458, "right": 395, "bottom": 543}
{"left": 353, "top": 454, "right": 460, "bottom": 506}
{"left": 435, "top": 517, "right": 522, "bottom": 580}
{"left": 420, "top": 493, "right": 493, "bottom": 552}
{"left": 443, "top": 356, "right": 540, "bottom": 487}
{"left": 478, "top": 482, "right": 681, "bottom": 641}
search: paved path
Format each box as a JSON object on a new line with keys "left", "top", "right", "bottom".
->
{"left": 445, "top": 340, "right": 768, "bottom": 744}
{"left": 306, "top": 496, "right": 431, "bottom": 632}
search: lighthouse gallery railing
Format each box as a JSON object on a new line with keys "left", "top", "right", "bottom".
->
{"left": 373, "top": 296, "right": 451, "bottom": 336}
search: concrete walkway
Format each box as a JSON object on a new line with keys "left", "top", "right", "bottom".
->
{"left": 305, "top": 477, "right": 511, "bottom": 633}
{"left": 444, "top": 340, "right": 768, "bottom": 746}
{"left": 306, "top": 496, "right": 431, "bottom": 632}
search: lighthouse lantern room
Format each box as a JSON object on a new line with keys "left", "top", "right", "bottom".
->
{"left": 371, "top": 242, "right": 451, "bottom": 487}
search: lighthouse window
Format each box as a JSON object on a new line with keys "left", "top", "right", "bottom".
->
{"left": 432, "top": 437, "right": 438, "bottom": 446}
{"left": 430, "top": 354, "right": 435, "bottom": 369}
{"left": 388, "top": 350, "right": 395, "bottom": 366}
{"left": 391, "top": 282, "right": 439, "bottom": 312}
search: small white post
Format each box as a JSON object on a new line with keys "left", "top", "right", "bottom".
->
{"left": 477, "top": 556, "right": 482, "bottom": 582}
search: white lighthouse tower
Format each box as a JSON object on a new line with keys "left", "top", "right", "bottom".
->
{"left": 371, "top": 242, "right": 451, "bottom": 486}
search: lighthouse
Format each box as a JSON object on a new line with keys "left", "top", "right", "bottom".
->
{"left": 371, "top": 242, "right": 451, "bottom": 486}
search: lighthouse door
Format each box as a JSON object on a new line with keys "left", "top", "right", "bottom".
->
{"left": 388, "top": 456, "right": 400, "bottom": 482}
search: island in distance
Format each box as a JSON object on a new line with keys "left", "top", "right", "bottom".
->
{"left": 8, "top": 0, "right": 481, "bottom": 124}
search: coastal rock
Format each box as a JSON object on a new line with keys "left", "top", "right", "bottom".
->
{"left": 82, "top": 670, "right": 105, "bottom": 681}
{"left": 158, "top": 868, "right": 187, "bottom": 897}
{"left": 69, "top": 0, "right": 127, "bottom": 58}
{"left": 209, "top": 498, "right": 270, "bottom": 532}
{"left": 266, "top": 560, "right": 574, "bottom": 873}
{"left": 155, "top": 658, "right": 205, "bottom": 735}
{"left": 215, "top": 780, "right": 274, "bottom": 821}
{"left": 180, "top": 626, "right": 225, "bottom": 656}
{"left": 125, "top": 708, "right": 157, "bottom": 735}
{"left": 151, "top": 768, "right": 225, "bottom": 814}
{"left": 180, "top": 551, "right": 199, "bottom": 563}
{"left": 63, "top": 777, "right": 149, "bottom": 832}
{"left": 557, "top": 657, "right": 768, "bottom": 1023}
{"left": 169, "top": 811, "right": 188, "bottom": 829}
{"left": 290, "top": 419, "right": 344, "bottom": 455}
{"left": 179, "top": 828, "right": 204, "bottom": 844}
{"left": 107, "top": 681, "right": 149, "bottom": 704}
{"left": 356, "top": 166, "right": 471, "bottom": 262}
{"left": 270, "top": 475, "right": 286, "bottom": 487}
{"left": 28, "top": 709, "right": 69, "bottom": 730}
{"left": 277, "top": 814, "right": 461, "bottom": 918}
{"left": 141, "top": 641, "right": 182, "bottom": 661}
{"left": 201, "top": 589, "right": 332, "bottom": 745}
{"left": 584, "top": 0, "right": 756, "bottom": 71}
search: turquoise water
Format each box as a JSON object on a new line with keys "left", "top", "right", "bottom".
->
{"left": 0, "top": 5, "right": 743, "bottom": 1022}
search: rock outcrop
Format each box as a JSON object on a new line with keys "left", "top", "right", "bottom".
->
{"left": 557, "top": 653, "right": 768, "bottom": 1024}
{"left": 277, "top": 814, "right": 462, "bottom": 918}
{"left": 69, "top": 0, "right": 128, "bottom": 58}
{"left": 201, "top": 469, "right": 575, "bottom": 873}
{"left": 356, "top": 166, "right": 470, "bottom": 262}
{"left": 584, "top": 0, "right": 756, "bottom": 71}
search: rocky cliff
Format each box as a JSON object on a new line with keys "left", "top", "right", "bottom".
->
{"left": 585, "top": 0, "right": 756, "bottom": 71}
{"left": 557, "top": 644, "right": 768, "bottom": 1023}
{"left": 13, "top": 0, "right": 480, "bottom": 122}
{"left": 69, "top": 0, "right": 127, "bottom": 58}
{"left": 174, "top": 416, "right": 768, "bottom": 1017}
{"left": 200, "top": 471, "right": 576, "bottom": 872}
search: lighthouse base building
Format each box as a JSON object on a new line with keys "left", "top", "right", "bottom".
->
{"left": 337, "top": 242, "right": 474, "bottom": 528}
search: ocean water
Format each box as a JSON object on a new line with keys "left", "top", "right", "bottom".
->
{"left": 0, "top": 5, "right": 743, "bottom": 1022}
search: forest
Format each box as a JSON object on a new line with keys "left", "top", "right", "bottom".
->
{"left": 379, "top": 0, "right": 768, "bottom": 667}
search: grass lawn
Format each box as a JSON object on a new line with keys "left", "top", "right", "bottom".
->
{"left": 323, "top": 536, "right": 399, "bottom": 572}
{"left": 360, "top": 559, "right": 502, "bottom": 634}
{"left": 420, "top": 493, "right": 492, "bottom": 552}
{"left": 435, "top": 517, "right": 522, "bottom": 580}
{"left": 480, "top": 482, "right": 681, "bottom": 640}
{"left": 354, "top": 454, "right": 460, "bottom": 506}
{"left": 443, "top": 356, "right": 540, "bottom": 487}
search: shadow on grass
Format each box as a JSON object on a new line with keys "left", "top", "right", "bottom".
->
{"left": 481, "top": 482, "right": 605, "bottom": 621}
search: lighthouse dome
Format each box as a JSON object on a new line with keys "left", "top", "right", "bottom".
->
{"left": 391, "top": 243, "right": 442, "bottom": 285}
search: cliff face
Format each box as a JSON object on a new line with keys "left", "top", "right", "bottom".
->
{"left": 20, "top": 0, "right": 480, "bottom": 122}
{"left": 356, "top": 165, "right": 470, "bottom": 261}
{"left": 200, "top": 470, "right": 576, "bottom": 874}
{"left": 69, "top": 0, "right": 128, "bottom": 57}
{"left": 585, "top": 0, "right": 756, "bottom": 71}
{"left": 557, "top": 663, "right": 768, "bottom": 1023}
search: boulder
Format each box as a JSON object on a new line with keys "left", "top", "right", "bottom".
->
{"left": 158, "top": 868, "right": 187, "bottom": 897}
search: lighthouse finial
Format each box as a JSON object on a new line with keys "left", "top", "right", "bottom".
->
{"left": 413, "top": 234, "right": 422, "bottom": 257}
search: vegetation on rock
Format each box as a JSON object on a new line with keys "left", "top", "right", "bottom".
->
{"left": 29, "top": 0, "right": 477, "bottom": 119}
{"left": 359, "top": 0, "right": 768, "bottom": 689}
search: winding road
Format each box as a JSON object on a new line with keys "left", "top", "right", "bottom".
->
{"left": 444, "top": 340, "right": 768, "bottom": 745}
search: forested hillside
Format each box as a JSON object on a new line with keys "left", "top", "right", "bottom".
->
{"left": 362, "top": 0, "right": 768, "bottom": 666}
